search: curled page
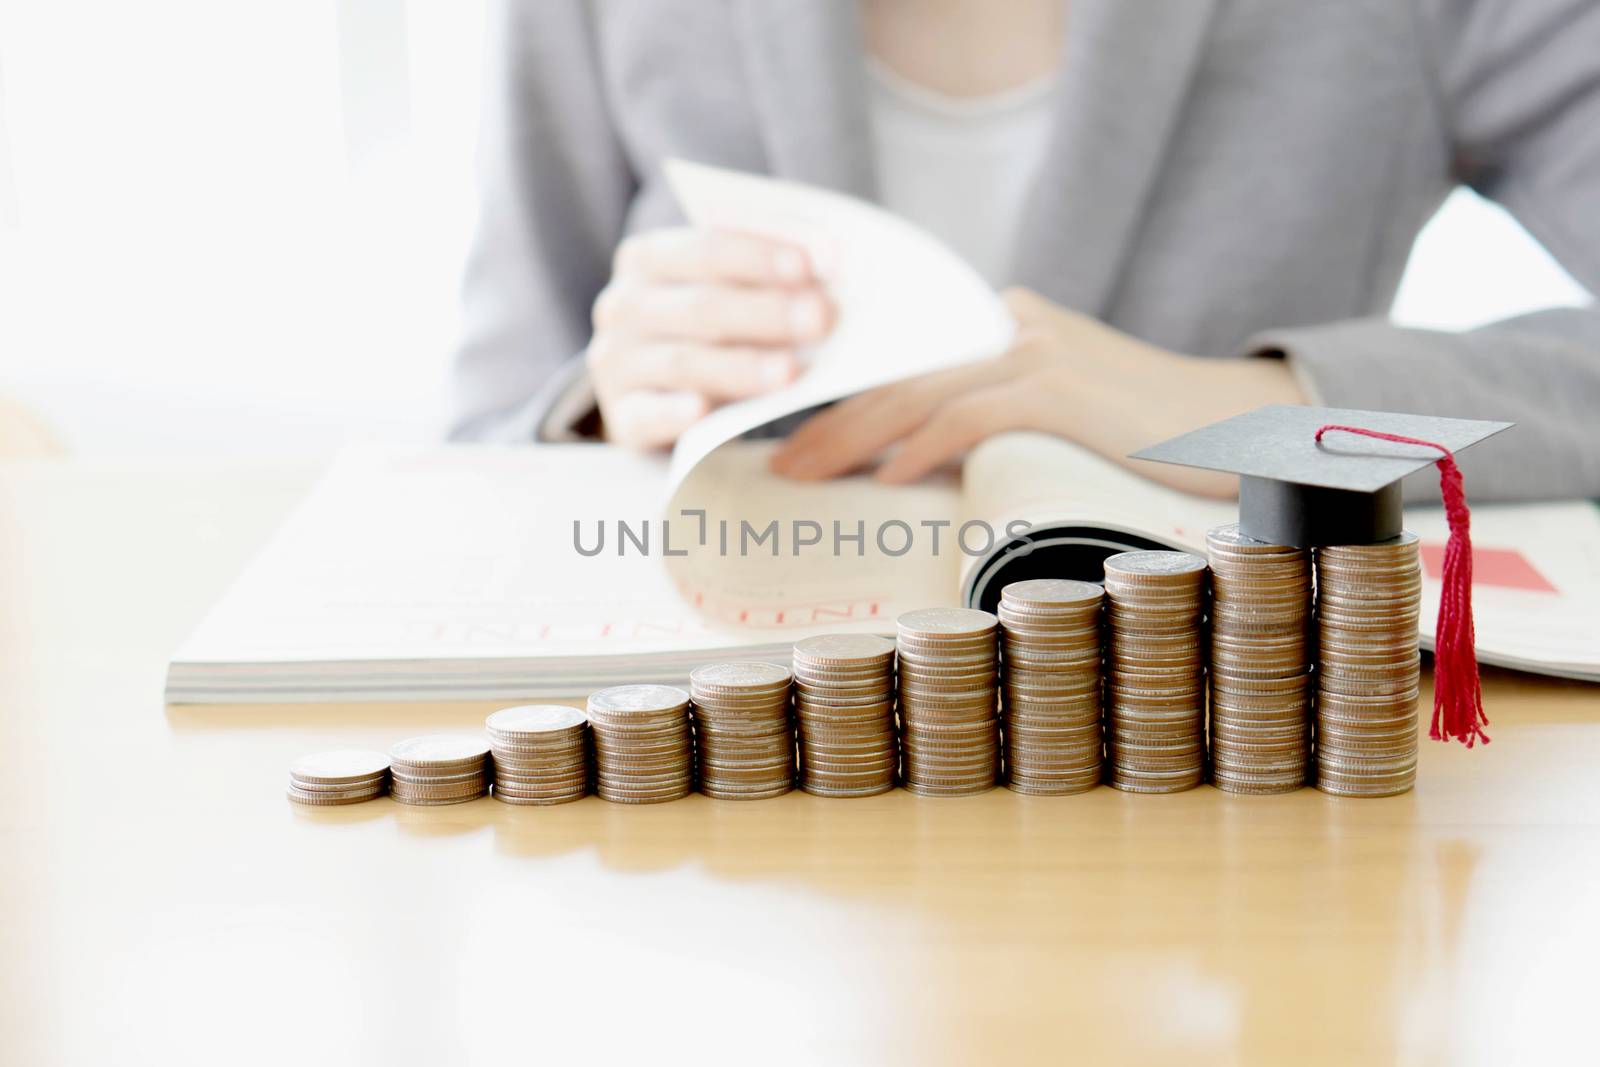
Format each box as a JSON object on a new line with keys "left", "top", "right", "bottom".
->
{"left": 662, "top": 159, "right": 1016, "bottom": 492}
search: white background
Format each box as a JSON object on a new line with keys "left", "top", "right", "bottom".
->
{"left": 0, "top": 1, "right": 1590, "bottom": 458}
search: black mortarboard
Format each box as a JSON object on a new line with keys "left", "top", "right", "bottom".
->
{"left": 1130, "top": 404, "right": 1512, "bottom": 548}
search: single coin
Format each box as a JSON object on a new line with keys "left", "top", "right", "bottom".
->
{"left": 392, "top": 790, "right": 490, "bottom": 806}
{"left": 287, "top": 786, "right": 385, "bottom": 806}
{"left": 288, "top": 748, "right": 391, "bottom": 785}
{"left": 1206, "top": 523, "right": 1302, "bottom": 552}
{"left": 1104, "top": 551, "right": 1208, "bottom": 580}
{"left": 288, "top": 772, "right": 389, "bottom": 793}
{"left": 587, "top": 684, "right": 691, "bottom": 715}
{"left": 1001, "top": 578, "right": 1104, "bottom": 609}
{"left": 390, "top": 735, "right": 490, "bottom": 767}
{"left": 492, "top": 789, "right": 586, "bottom": 806}
{"left": 793, "top": 633, "right": 896, "bottom": 663}
{"left": 897, "top": 607, "right": 999, "bottom": 638}
{"left": 486, "top": 704, "right": 588, "bottom": 735}
{"left": 690, "top": 661, "right": 793, "bottom": 690}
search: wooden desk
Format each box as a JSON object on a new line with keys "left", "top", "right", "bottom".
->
{"left": 2, "top": 459, "right": 1597, "bottom": 1066}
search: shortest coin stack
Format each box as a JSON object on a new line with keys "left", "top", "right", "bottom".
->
{"left": 487, "top": 705, "right": 590, "bottom": 805}
{"left": 287, "top": 748, "right": 391, "bottom": 806}
{"left": 690, "top": 663, "right": 796, "bottom": 800}
{"left": 792, "top": 634, "right": 898, "bottom": 798}
{"left": 389, "top": 735, "right": 491, "bottom": 805}
{"left": 587, "top": 684, "right": 695, "bottom": 804}
{"left": 998, "top": 579, "right": 1104, "bottom": 795}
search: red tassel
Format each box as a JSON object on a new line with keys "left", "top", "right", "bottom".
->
{"left": 1314, "top": 424, "right": 1489, "bottom": 747}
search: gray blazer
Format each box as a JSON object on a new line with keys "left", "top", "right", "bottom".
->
{"left": 453, "top": 0, "right": 1600, "bottom": 501}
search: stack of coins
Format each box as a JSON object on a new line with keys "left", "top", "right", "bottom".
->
{"left": 1206, "top": 524, "right": 1314, "bottom": 794}
{"left": 486, "top": 705, "right": 590, "bottom": 805}
{"left": 1103, "top": 552, "right": 1209, "bottom": 794}
{"left": 586, "top": 684, "right": 694, "bottom": 804}
{"left": 791, "top": 634, "right": 898, "bottom": 798}
{"left": 1314, "top": 532, "right": 1422, "bottom": 797}
{"left": 689, "top": 663, "right": 795, "bottom": 800}
{"left": 389, "top": 735, "right": 491, "bottom": 805}
{"left": 286, "top": 749, "right": 390, "bottom": 806}
{"left": 896, "top": 607, "right": 1001, "bottom": 797}
{"left": 997, "top": 579, "right": 1104, "bottom": 795}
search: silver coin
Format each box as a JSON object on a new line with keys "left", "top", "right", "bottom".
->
{"left": 286, "top": 784, "right": 386, "bottom": 805}
{"left": 587, "top": 684, "right": 691, "bottom": 714}
{"left": 793, "top": 633, "right": 896, "bottom": 664}
{"left": 897, "top": 607, "right": 999, "bottom": 638}
{"left": 690, "top": 660, "right": 793, "bottom": 690}
{"left": 1000, "top": 578, "right": 1104, "bottom": 609}
{"left": 390, "top": 734, "right": 490, "bottom": 767}
{"left": 486, "top": 704, "right": 588, "bottom": 735}
{"left": 1104, "top": 551, "right": 1209, "bottom": 579}
{"left": 288, "top": 748, "right": 391, "bottom": 785}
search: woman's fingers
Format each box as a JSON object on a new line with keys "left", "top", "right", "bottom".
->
{"left": 589, "top": 339, "right": 797, "bottom": 400}
{"left": 770, "top": 357, "right": 1018, "bottom": 479}
{"left": 604, "top": 390, "right": 711, "bottom": 450}
{"left": 594, "top": 280, "right": 831, "bottom": 346}
{"left": 875, "top": 382, "right": 1035, "bottom": 483}
{"left": 769, "top": 384, "right": 939, "bottom": 479}
{"left": 614, "top": 227, "right": 816, "bottom": 288}
{"left": 590, "top": 227, "right": 837, "bottom": 450}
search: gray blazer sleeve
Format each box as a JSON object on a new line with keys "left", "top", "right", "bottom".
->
{"left": 450, "top": 0, "right": 632, "bottom": 441}
{"left": 1252, "top": 0, "right": 1600, "bottom": 501}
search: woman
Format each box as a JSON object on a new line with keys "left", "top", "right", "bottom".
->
{"left": 452, "top": 0, "right": 1600, "bottom": 500}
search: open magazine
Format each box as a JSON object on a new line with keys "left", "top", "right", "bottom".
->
{"left": 164, "top": 436, "right": 1600, "bottom": 702}
{"left": 166, "top": 161, "right": 1600, "bottom": 701}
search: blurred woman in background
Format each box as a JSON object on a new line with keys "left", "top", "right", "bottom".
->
{"left": 453, "top": 0, "right": 1600, "bottom": 500}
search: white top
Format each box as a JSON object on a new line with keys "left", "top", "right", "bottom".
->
{"left": 865, "top": 58, "right": 1058, "bottom": 287}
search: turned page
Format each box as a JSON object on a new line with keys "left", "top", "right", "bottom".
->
{"left": 663, "top": 160, "right": 1015, "bottom": 492}
{"left": 663, "top": 440, "right": 965, "bottom": 633}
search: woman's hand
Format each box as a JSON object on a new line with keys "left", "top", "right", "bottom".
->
{"left": 589, "top": 228, "right": 834, "bottom": 448}
{"left": 769, "top": 288, "right": 1309, "bottom": 497}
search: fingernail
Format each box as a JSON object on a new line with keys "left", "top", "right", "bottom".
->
{"left": 773, "top": 248, "right": 808, "bottom": 283}
{"left": 789, "top": 296, "right": 825, "bottom": 338}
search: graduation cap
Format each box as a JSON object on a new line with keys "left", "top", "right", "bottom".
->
{"left": 1132, "top": 404, "right": 1514, "bottom": 749}
{"left": 1130, "top": 404, "right": 1510, "bottom": 547}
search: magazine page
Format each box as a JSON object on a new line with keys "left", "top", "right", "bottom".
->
{"left": 662, "top": 440, "right": 964, "bottom": 630}
{"left": 165, "top": 447, "right": 728, "bottom": 687}
{"left": 167, "top": 442, "right": 970, "bottom": 701}
{"left": 1407, "top": 502, "right": 1600, "bottom": 679}
{"left": 961, "top": 431, "right": 1235, "bottom": 553}
{"left": 955, "top": 431, "right": 1235, "bottom": 605}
